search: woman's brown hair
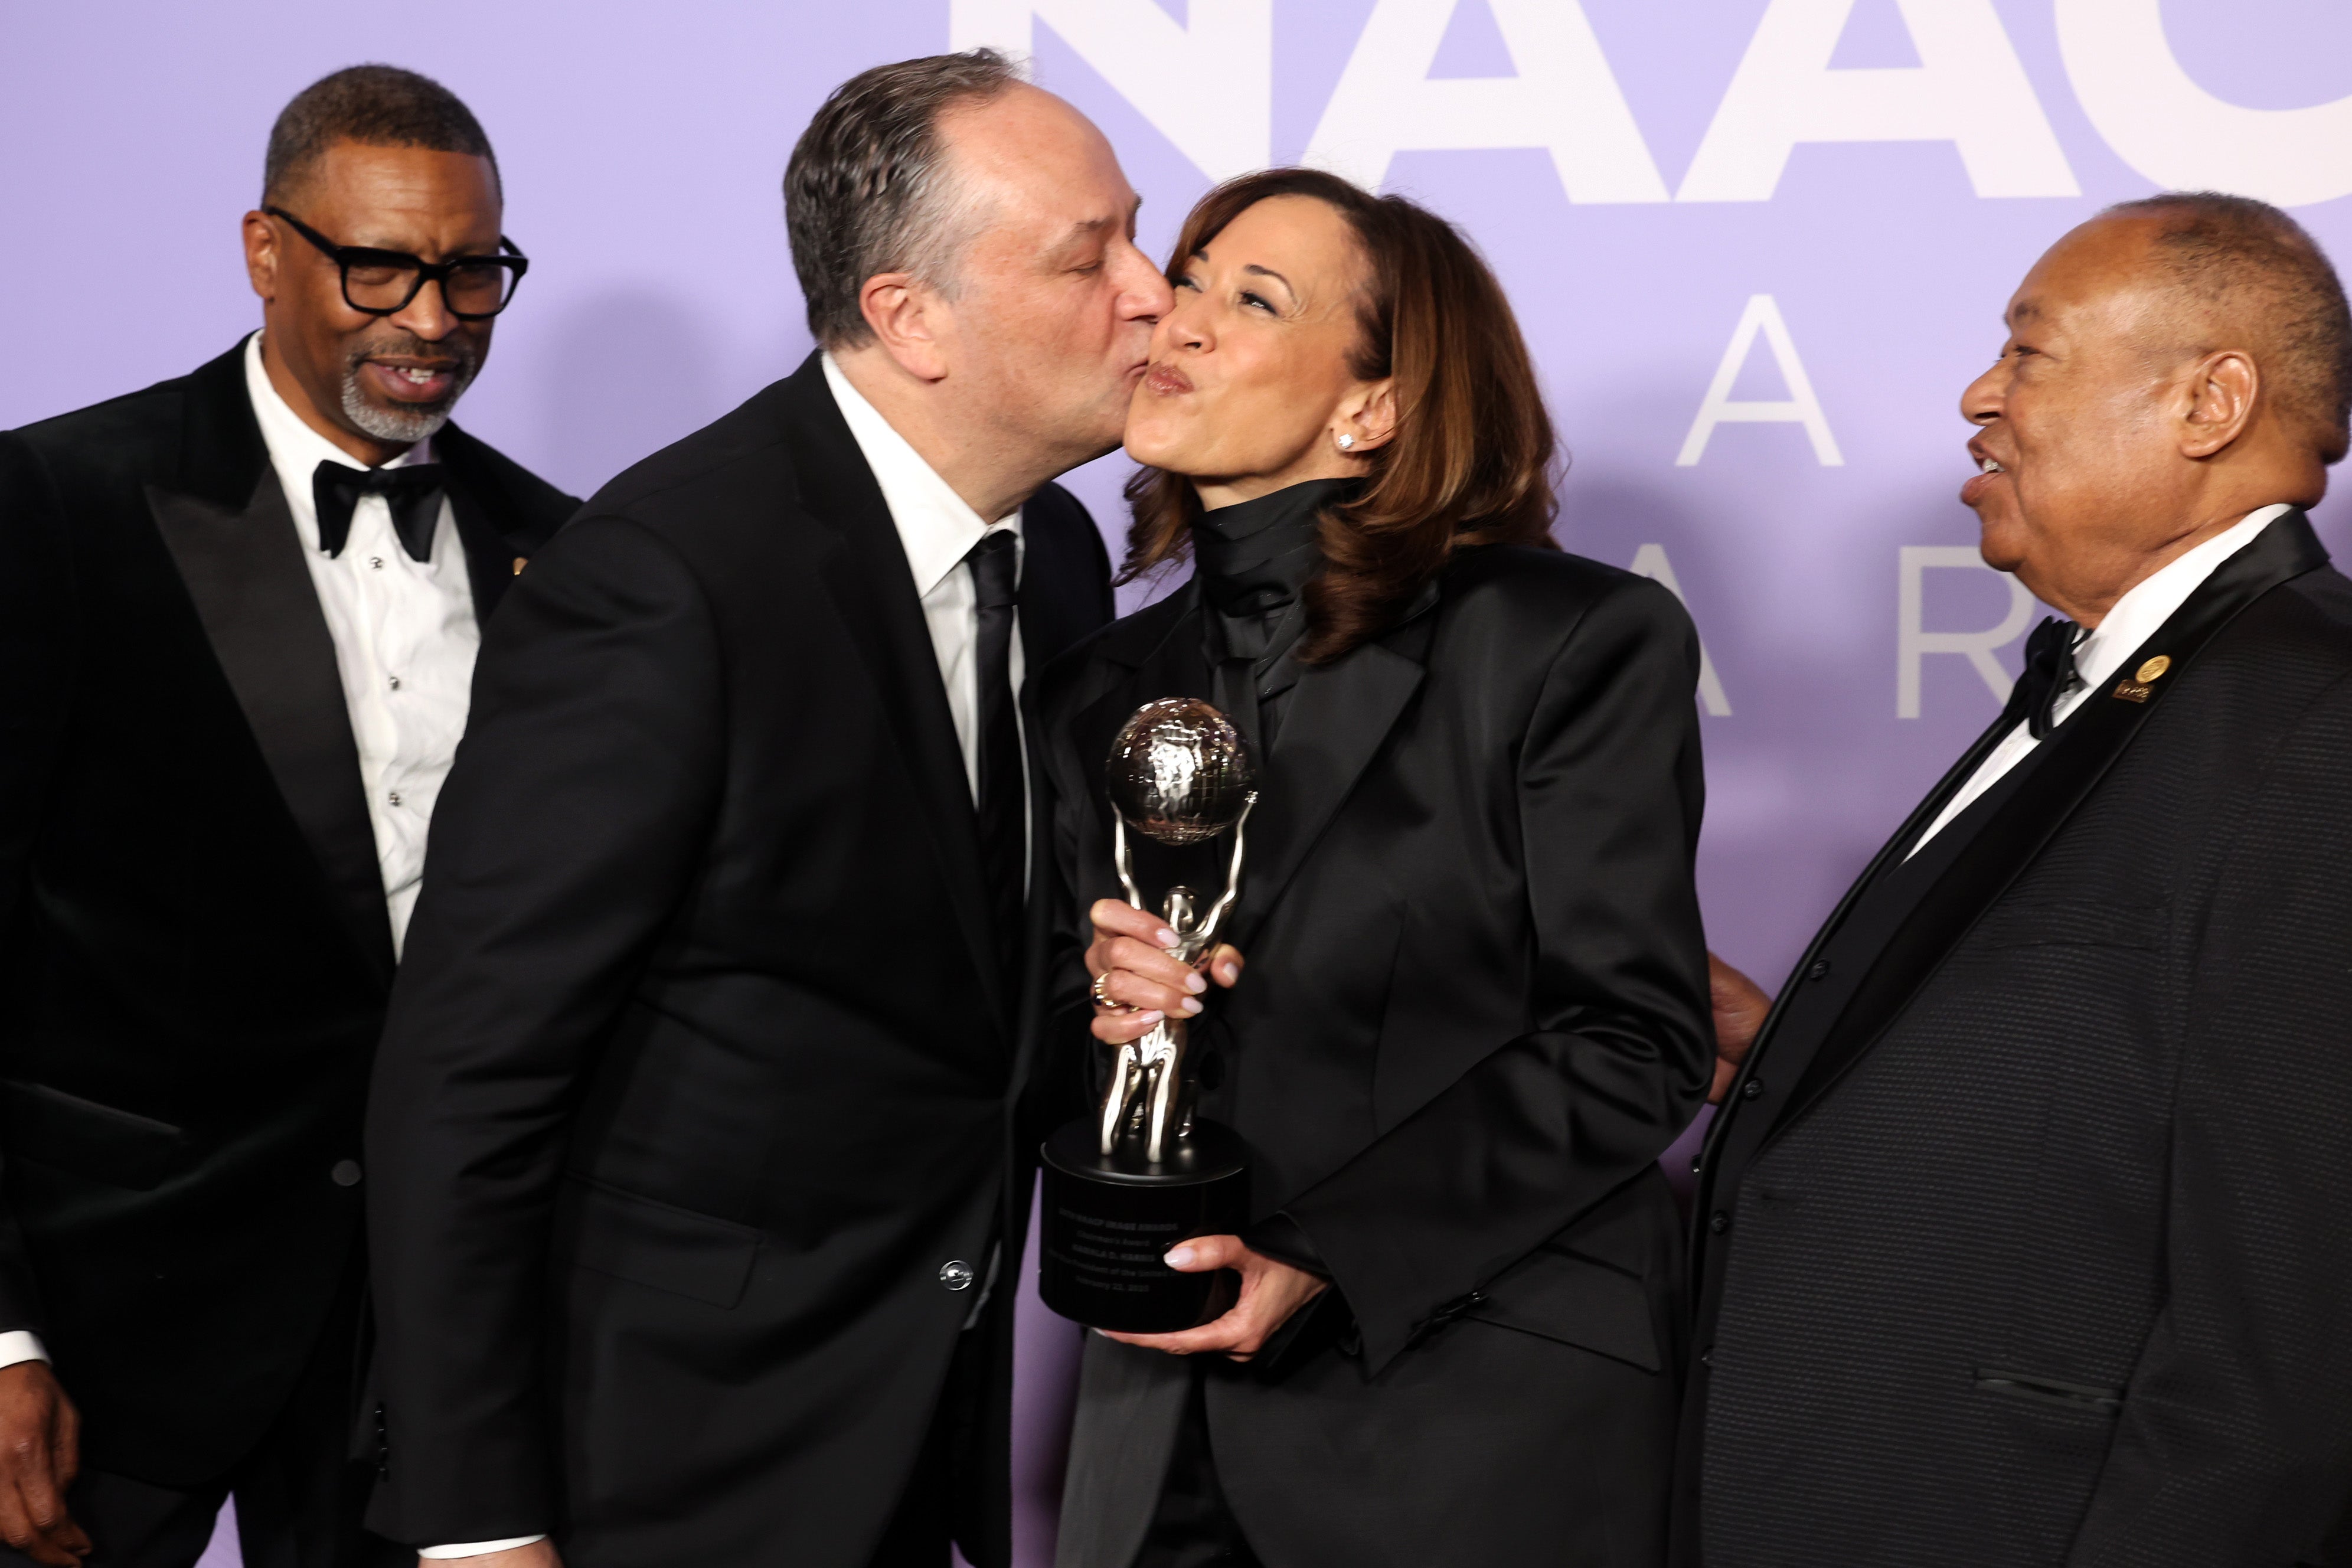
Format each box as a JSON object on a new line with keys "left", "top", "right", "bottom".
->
{"left": 1119, "top": 167, "right": 1559, "bottom": 662}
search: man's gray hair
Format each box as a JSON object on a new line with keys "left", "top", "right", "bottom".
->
{"left": 784, "top": 49, "right": 1024, "bottom": 348}
{"left": 2103, "top": 190, "right": 2352, "bottom": 467}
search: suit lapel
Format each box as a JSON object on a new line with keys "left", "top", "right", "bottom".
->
{"left": 1768, "top": 510, "right": 2330, "bottom": 1135}
{"left": 148, "top": 462, "right": 396, "bottom": 986}
{"left": 435, "top": 420, "right": 573, "bottom": 622}
{"left": 444, "top": 463, "right": 522, "bottom": 621}
{"left": 1697, "top": 698, "right": 2022, "bottom": 1175}
{"left": 174, "top": 341, "right": 274, "bottom": 510}
{"left": 1072, "top": 584, "right": 1438, "bottom": 952}
{"left": 1004, "top": 504, "right": 1120, "bottom": 1122}
{"left": 1018, "top": 485, "right": 1112, "bottom": 676}
{"left": 1070, "top": 584, "right": 1211, "bottom": 799}
{"left": 1226, "top": 587, "right": 1437, "bottom": 952}
{"left": 773, "top": 357, "right": 1011, "bottom": 1032}
{"left": 437, "top": 444, "right": 524, "bottom": 620}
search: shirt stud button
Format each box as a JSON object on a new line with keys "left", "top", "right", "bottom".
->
{"left": 387, "top": 791, "right": 402, "bottom": 807}
{"left": 387, "top": 675, "right": 401, "bottom": 690}
{"left": 939, "top": 1259, "right": 976, "bottom": 1292}
{"left": 331, "top": 1159, "right": 362, "bottom": 1187}
{"left": 368, "top": 556, "right": 385, "bottom": 570}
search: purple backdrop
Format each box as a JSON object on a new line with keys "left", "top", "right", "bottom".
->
{"left": 6, "top": 4, "right": 2350, "bottom": 1563}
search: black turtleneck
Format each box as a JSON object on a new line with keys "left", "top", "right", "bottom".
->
{"left": 1191, "top": 476, "right": 1353, "bottom": 758}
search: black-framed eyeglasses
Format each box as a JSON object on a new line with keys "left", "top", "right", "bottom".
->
{"left": 264, "top": 206, "right": 530, "bottom": 320}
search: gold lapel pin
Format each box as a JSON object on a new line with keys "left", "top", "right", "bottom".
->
{"left": 512, "top": 557, "right": 528, "bottom": 575}
{"left": 2113, "top": 654, "right": 2170, "bottom": 704}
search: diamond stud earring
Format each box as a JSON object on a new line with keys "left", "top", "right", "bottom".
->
{"left": 1336, "top": 433, "right": 1355, "bottom": 449}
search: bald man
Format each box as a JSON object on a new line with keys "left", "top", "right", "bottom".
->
{"left": 1681, "top": 194, "right": 2352, "bottom": 1567}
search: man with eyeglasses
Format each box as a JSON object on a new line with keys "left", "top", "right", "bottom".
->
{"left": 0, "top": 64, "right": 573, "bottom": 1568}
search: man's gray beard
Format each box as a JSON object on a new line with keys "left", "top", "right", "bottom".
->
{"left": 339, "top": 354, "right": 478, "bottom": 445}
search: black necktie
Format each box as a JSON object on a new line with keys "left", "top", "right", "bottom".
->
{"left": 2010, "top": 615, "right": 2085, "bottom": 739}
{"left": 967, "top": 530, "right": 1025, "bottom": 958}
{"left": 313, "top": 461, "right": 446, "bottom": 561}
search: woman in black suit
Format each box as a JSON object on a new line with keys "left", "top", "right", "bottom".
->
{"left": 1040, "top": 169, "right": 1713, "bottom": 1568}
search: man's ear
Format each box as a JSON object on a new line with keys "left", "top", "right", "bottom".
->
{"left": 2180, "top": 349, "right": 2259, "bottom": 460}
{"left": 857, "top": 272, "right": 951, "bottom": 383}
{"left": 243, "top": 210, "right": 281, "bottom": 303}
{"left": 1340, "top": 380, "right": 1400, "bottom": 453}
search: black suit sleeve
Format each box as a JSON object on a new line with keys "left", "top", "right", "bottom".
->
{"left": 0, "top": 434, "right": 77, "bottom": 1336}
{"left": 1282, "top": 577, "right": 1713, "bottom": 1371}
{"left": 2066, "top": 674, "right": 2352, "bottom": 1566}
{"left": 364, "top": 513, "right": 726, "bottom": 1546}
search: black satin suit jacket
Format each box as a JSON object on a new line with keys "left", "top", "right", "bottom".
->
{"left": 1037, "top": 543, "right": 1713, "bottom": 1566}
{"left": 0, "top": 342, "right": 571, "bottom": 1486}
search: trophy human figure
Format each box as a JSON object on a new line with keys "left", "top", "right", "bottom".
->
{"left": 1040, "top": 698, "right": 1257, "bottom": 1332}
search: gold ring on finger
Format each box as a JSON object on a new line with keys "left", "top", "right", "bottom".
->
{"left": 1091, "top": 969, "right": 1127, "bottom": 1011}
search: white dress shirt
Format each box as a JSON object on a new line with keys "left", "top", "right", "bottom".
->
{"left": 0, "top": 338, "right": 488, "bottom": 1385}
{"left": 1910, "top": 504, "right": 2292, "bottom": 855}
{"left": 821, "top": 352, "right": 1026, "bottom": 803}
{"left": 422, "top": 359, "right": 1027, "bottom": 1561}
{"left": 244, "top": 331, "right": 481, "bottom": 952}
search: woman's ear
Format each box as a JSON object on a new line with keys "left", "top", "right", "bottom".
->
{"left": 1340, "top": 380, "right": 1400, "bottom": 454}
{"left": 858, "top": 272, "right": 952, "bottom": 383}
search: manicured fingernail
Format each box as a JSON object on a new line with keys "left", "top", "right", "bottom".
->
{"left": 1155, "top": 928, "right": 1180, "bottom": 946}
{"left": 1217, "top": 962, "right": 1238, "bottom": 984}
{"left": 1181, "top": 997, "right": 1203, "bottom": 1014}
{"left": 1166, "top": 1246, "right": 1197, "bottom": 1268}
{"left": 1184, "top": 974, "right": 1207, "bottom": 994}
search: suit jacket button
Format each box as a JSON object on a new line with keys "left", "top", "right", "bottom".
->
{"left": 1742, "top": 1078, "right": 1766, "bottom": 1100}
{"left": 1709, "top": 1211, "right": 1730, "bottom": 1234}
{"left": 331, "top": 1159, "right": 363, "bottom": 1187}
{"left": 1807, "top": 958, "right": 1832, "bottom": 981}
{"left": 939, "top": 1259, "right": 976, "bottom": 1292}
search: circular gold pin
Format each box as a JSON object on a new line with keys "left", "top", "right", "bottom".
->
{"left": 2136, "top": 655, "right": 2171, "bottom": 682}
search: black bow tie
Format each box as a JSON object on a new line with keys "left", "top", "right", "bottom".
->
{"left": 2011, "top": 615, "right": 2086, "bottom": 739}
{"left": 313, "top": 461, "right": 446, "bottom": 561}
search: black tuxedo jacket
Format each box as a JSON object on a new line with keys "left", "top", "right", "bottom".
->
{"left": 0, "top": 341, "right": 573, "bottom": 1487}
{"left": 1037, "top": 547, "right": 1713, "bottom": 1567}
{"left": 362, "top": 353, "right": 1112, "bottom": 1566}
{"left": 1683, "top": 511, "right": 2352, "bottom": 1567}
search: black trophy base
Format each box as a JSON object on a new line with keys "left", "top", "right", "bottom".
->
{"left": 1038, "top": 1118, "right": 1251, "bottom": 1333}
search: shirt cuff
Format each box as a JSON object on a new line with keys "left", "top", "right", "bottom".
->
{"left": 0, "top": 1332, "right": 48, "bottom": 1371}
{"left": 419, "top": 1538, "right": 547, "bottom": 1559}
